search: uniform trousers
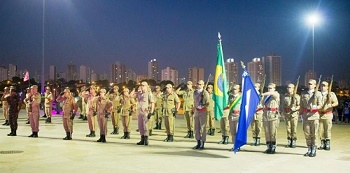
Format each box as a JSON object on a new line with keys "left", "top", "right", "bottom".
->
{"left": 194, "top": 110, "right": 207, "bottom": 142}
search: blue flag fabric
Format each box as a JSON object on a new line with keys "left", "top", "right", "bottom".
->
{"left": 233, "top": 70, "right": 260, "bottom": 153}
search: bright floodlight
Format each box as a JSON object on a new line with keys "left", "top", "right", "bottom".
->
{"left": 306, "top": 12, "right": 322, "bottom": 26}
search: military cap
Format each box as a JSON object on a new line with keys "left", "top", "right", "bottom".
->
{"left": 197, "top": 80, "right": 205, "bottom": 85}
{"left": 141, "top": 81, "right": 148, "bottom": 86}
{"left": 4, "top": 87, "right": 9, "bottom": 90}
{"left": 254, "top": 83, "right": 261, "bottom": 88}
{"left": 155, "top": 85, "right": 160, "bottom": 89}
{"left": 321, "top": 81, "right": 329, "bottom": 86}
{"left": 207, "top": 85, "right": 213, "bottom": 89}
{"left": 100, "top": 88, "right": 107, "bottom": 93}
{"left": 63, "top": 88, "right": 70, "bottom": 93}
{"left": 287, "top": 83, "right": 295, "bottom": 88}
{"left": 31, "top": 85, "right": 38, "bottom": 89}
{"left": 10, "top": 86, "right": 14, "bottom": 89}
{"left": 166, "top": 84, "right": 173, "bottom": 88}
{"left": 113, "top": 85, "right": 119, "bottom": 89}
{"left": 308, "top": 79, "right": 316, "bottom": 85}
{"left": 233, "top": 85, "right": 240, "bottom": 90}
{"left": 187, "top": 81, "right": 193, "bottom": 85}
{"left": 123, "top": 88, "right": 129, "bottom": 92}
{"left": 45, "top": 86, "right": 50, "bottom": 90}
{"left": 268, "top": 83, "right": 276, "bottom": 88}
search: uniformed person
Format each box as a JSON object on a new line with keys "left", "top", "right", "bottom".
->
{"left": 206, "top": 85, "right": 215, "bottom": 136}
{"left": 83, "top": 85, "right": 98, "bottom": 137}
{"left": 153, "top": 85, "right": 163, "bottom": 130}
{"left": 163, "top": 84, "right": 181, "bottom": 142}
{"left": 261, "top": 83, "right": 280, "bottom": 154}
{"left": 6, "top": 88, "right": 21, "bottom": 136}
{"left": 176, "top": 81, "right": 194, "bottom": 138}
{"left": 250, "top": 83, "right": 264, "bottom": 146}
{"left": 78, "top": 86, "right": 88, "bottom": 121}
{"left": 24, "top": 87, "right": 31, "bottom": 124}
{"left": 28, "top": 85, "right": 41, "bottom": 138}
{"left": 318, "top": 81, "right": 338, "bottom": 150}
{"left": 281, "top": 83, "right": 301, "bottom": 148}
{"left": 300, "top": 79, "right": 322, "bottom": 157}
{"left": 44, "top": 86, "right": 53, "bottom": 123}
{"left": 218, "top": 88, "right": 232, "bottom": 145}
{"left": 120, "top": 88, "right": 136, "bottom": 139}
{"left": 56, "top": 88, "right": 77, "bottom": 140}
{"left": 1, "top": 87, "right": 10, "bottom": 126}
{"left": 96, "top": 88, "right": 113, "bottom": 143}
{"left": 192, "top": 80, "right": 210, "bottom": 149}
{"left": 135, "top": 82, "right": 155, "bottom": 145}
{"left": 108, "top": 85, "right": 121, "bottom": 135}
{"left": 227, "top": 85, "right": 242, "bottom": 151}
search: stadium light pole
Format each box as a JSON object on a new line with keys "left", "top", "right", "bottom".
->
{"left": 41, "top": 0, "right": 46, "bottom": 94}
{"left": 305, "top": 12, "right": 322, "bottom": 74}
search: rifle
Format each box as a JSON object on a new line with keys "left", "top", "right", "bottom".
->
{"left": 313, "top": 75, "right": 322, "bottom": 105}
{"left": 200, "top": 74, "right": 212, "bottom": 105}
{"left": 260, "top": 74, "right": 266, "bottom": 95}
{"left": 322, "top": 75, "right": 334, "bottom": 111}
{"left": 290, "top": 76, "right": 300, "bottom": 108}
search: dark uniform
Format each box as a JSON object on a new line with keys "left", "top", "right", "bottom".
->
{"left": 193, "top": 80, "right": 209, "bottom": 149}
{"left": 6, "top": 88, "right": 21, "bottom": 136}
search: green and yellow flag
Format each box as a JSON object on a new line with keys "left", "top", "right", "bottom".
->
{"left": 213, "top": 32, "right": 228, "bottom": 121}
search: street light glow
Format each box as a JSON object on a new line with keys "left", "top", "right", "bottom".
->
{"left": 306, "top": 12, "right": 322, "bottom": 26}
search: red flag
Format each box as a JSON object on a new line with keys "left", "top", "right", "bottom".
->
{"left": 23, "top": 70, "right": 29, "bottom": 82}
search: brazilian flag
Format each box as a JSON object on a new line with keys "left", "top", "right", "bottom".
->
{"left": 213, "top": 32, "right": 228, "bottom": 121}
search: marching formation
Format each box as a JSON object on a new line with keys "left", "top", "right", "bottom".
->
{"left": 1, "top": 76, "right": 339, "bottom": 157}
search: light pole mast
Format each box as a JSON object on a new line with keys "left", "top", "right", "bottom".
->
{"left": 41, "top": 0, "right": 45, "bottom": 94}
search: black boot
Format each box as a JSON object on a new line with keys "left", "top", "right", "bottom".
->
{"left": 7, "top": 130, "right": 14, "bottom": 136}
{"left": 210, "top": 129, "right": 215, "bottom": 136}
{"left": 137, "top": 135, "right": 145, "bottom": 145}
{"left": 309, "top": 145, "right": 317, "bottom": 157}
{"left": 270, "top": 141, "right": 276, "bottom": 154}
{"left": 101, "top": 135, "right": 106, "bottom": 143}
{"left": 2, "top": 120, "right": 8, "bottom": 125}
{"left": 189, "top": 131, "right": 194, "bottom": 138}
{"left": 83, "top": 116, "right": 87, "bottom": 121}
{"left": 304, "top": 145, "right": 312, "bottom": 156}
{"left": 158, "top": 123, "right": 162, "bottom": 130}
{"left": 28, "top": 132, "right": 35, "bottom": 137}
{"left": 33, "top": 132, "right": 38, "bottom": 138}
{"left": 46, "top": 117, "right": 51, "bottom": 123}
{"left": 199, "top": 140, "right": 205, "bottom": 150}
{"left": 97, "top": 135, "right": 102, "bottom": 142}
{"left": 86, "top": 131, "right": 96, "bottom": 137}
{"left": 164, "top": 135, "right": 170, "bottom": 142}
{"left": 264, "top": 142, "right": 272, "bottom": 154}
{"left": 149, "top": 130, "right": 152, "bottom": 136}
{"left": 184, "top": 131, "right": 190, "bottom": 138}
{"left": 256, "top": 137, "right": 261, "bottom": 146}
{"left": 79, "top": 114, "right": 84, "bottom": 119}
{"left": 193, "top": 140, "right": 201, "bottom": 149}
{"left": 251, "top": 137, "right": 257, "bottom": 146}
{"left": 120, "top": 132, "right": 126, "bottom": 139}
{"left": 318, "top": 140, "right": 325, "bottom": 150}
{"left": 291, "top": 138, "right": 296, "bottom": 148}
{"left": 111, "top": 127, "right": 117, "bottom": 134}
{"left": 286, "top": 137, "right": 291, "bottom": 148}
{"left": 207, "top": 129, "right": 211, "bottom": 135}
{"left": 144, "top": 136, "right": 149, "bottom": 146}
{"left": 168, "top": 135, "right": 174, "bottom": 142}
{"left": 26, "top": 119, "right": 30, "bottom": 124}
{"left": 154, "top": 123, "right": 159, "bottom": 130}
{"left": 125, "top": 132, "right": 130, "bottom": 139}
{"left": 218, "top": 136, "right": 225, "bottom": 144}
{"left": 325, "top": 139, "right": 331, "bottom": 151}
{"left": 223, "top": 136, "right": 229, "bottom": 144}
{"left": 63, "top": 132, "right": 72, "bottom": 140}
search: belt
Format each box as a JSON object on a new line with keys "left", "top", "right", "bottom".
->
{"left": 256, "top": 108, "right": 263, "bottom": 113}
{"left": 319, "top": 110, "right": 332, "bottom": 114}
{"left": 284, "top": 108, "right": 291, "bottom": 112}
{"left": 303, "top": 108, "right": 318, "bottom": 113}
{"left": 232, "top": 110, "right": 240, "bottom": 115}
{"left": 264, "top": 107, "right": 277, "bottom": 112}
{"left": 196, "top": 107, "right": 207, "bottom": 112}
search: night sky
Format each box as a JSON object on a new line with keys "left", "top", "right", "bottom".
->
{"left": 1, "top": 0, "right": 349, "bottom": 83}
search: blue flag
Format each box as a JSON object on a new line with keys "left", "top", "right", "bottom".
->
{"left": 233, "top": 70, "right": 260, "bottom": 153}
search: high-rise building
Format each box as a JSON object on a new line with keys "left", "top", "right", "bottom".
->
{"left": 225, "top": 58, "right": 239, "bottom": 85}
{"left": 49, "top": 65, "right": 56, "bottom": 81}
{"left": 8, "top": 64, "right": 17, "bottom": 80}
{"left": 304, "top": 70, "right": 317, "bottom": 87}
{"left": 111, "top": 61, "right": 126, "bottom": 84}
{"left": 79, "top": 65, "right": 88, "bottom": 83}
{"left": 247, "top": 58, "right": 265, "bottom": 84}
{"left": 91, "top": 71, "right": 98, "bottom": 82}
{"left": 126, "top": 69, "right": 137, "bottom": 82}
{"left": 58, "top": 72, "right": 66, "bottom": 81}
{"left": 188, "top": 67, "right": 204, "bottom": 85}
{"left": 263, "top": 54, "right": 282, "bottom": 86}
{"left": 148, "top": 59, "right": 160, "bottom": 82}
{"left": 161, "top": 67, "right": 179, "bottom": 86}
{"left": 66, "top": 64, "right": 77, "bottom": 81}
{"left": 0, "top": 66, "right": 7, "bottom": 81}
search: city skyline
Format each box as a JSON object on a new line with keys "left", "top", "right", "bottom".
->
{"left": 1, "top": 1, "right": 350, "bottom": 83}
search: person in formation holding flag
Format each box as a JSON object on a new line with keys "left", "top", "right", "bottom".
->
{"left": 318, "top": 81, "right": 338, "bottom": 151}
{"left": 261, "top": 83, "right": 280, "bottom": 154}
{"left": 1, "top": 87, "right": 10, "bottom": 126}
{"left": 281, "top": 83, "right": 301, "bottom": 148}
{"left": 227, "top": 85, "right": 242, "bottom": 151}
{"left": 192, "top": 80, "right": 210, "bottom": 149}
{"left": 28, "top": 85, "right": 41, "bottom": 138}
{"left": 44, "top": 86, "right": 53, "bottom": 123}
{"left": 56, "top": 88, "right": 77, "bottom": 140}
{"left": 206, "top": 85, "right": 215, "bottom": 136}
{"left": 218, "top": 89, "right": 233, "bottom": 145}
{"left": 250, "top": 83, "right": 264, "bottom": 146}
{"left": 176, "top": 81, "right": 194, "bottom": 138}
{"left": 300, "top": 79, "right": 322, "bottom": 157}
{"left": 163, "top": 84, "right": 181, "bottom": 142}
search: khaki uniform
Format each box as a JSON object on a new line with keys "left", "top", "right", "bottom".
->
{"left": 44, "top": 92, "right": 53, "bottom": 118}
{"left": 177, "top": 89, "right": 194, "bottom": 132}
{"left": 25, "top": 93, "right": 31, "bottom": 122}
{"left": 152, "top": 91, "right": 163, "bottom": 129}
{"left": 1, "top": 90, "right": 10, "bottom": 124}
{"left": 319, "top": 91, "right": 338, "bottom": 145}
{"left": 262, "top": 92, "right": 280, "bottom": 143}
{"left": 120, "top": 95, "right": 135, "bottom": 133}
{"left": 228, "top": 94, "right": 242, "bottom": 144}
{"left": 163, "top": 92, "right": 180, "bottom": 136}
{"left": 136, "top": 91, "right": 154, "bottom": 136}
{"left": 251, "top": 103, "right": 263, "bottom": 138}
{"left": 79, "top": 91, "right": 87, "bottom": 120}
{"left": 282, "top": 93, "right": 300, "bottom": 141}
{"left": 193, "top": 89, "right": 209, "bottom": 143}
{"left": 96, "top": 97, "right": 112, "bottom": 135}
{"left": 300, "top": 90, "right": 322, "bottom": 146}
{"left": 57, "top": 95, "right": 77, "bottom": 134}
{"left": 86, "top": 94, "right": 98, "bottom": 133}
{"left": 109, "top": 93, "right": 121, "bottom": 130}
{"left": 206, "top": 92, "right": 215, "bottom": 132}
{"left": 29, "top": 92, "right": 41, "bottom": 133}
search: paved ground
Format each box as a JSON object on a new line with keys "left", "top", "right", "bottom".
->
{"left": 1, "top": 109, "right": 350, "bottom": 173}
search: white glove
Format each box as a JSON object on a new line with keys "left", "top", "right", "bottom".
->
{"left": 291, "top": 107, "right": 296, "bottom": 111}
{"left": 327, "top": 104, "right": 332, "bottom": 108}
{"left": 197, "top": 105, "right": 203, "bottom": 109}
{"left": 312, "top": 105, "right": 317, "bottom": 109}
